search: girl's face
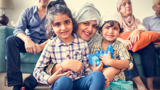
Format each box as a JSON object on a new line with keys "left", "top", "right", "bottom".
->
{"left": 100, "top": 22, "right": 120, "bottom": 43}
{"left": 38, "top": 0, "right": 50, "bottom": 7}
{"left": 52, "top": 13, "right": 73, "bottom": 43}
{"left": 120, "top": 0, "right": 132, "bottom": 16}
{"left": 77, "top": 20, "right": 98, "bottom": 41}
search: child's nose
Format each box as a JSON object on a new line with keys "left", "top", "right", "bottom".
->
{"left": 109, "top": 29, "right": 113, "bottom": 33}
{"left": 61, "top": 24, "right": 66, "bottom": 30}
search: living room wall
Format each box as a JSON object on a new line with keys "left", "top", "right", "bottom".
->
{"left": 1, "top": 0, "right": 154, "bottom": 26}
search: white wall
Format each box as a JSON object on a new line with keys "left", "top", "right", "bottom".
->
{"left": 3, "top": 0, "right": 155, "bottom": 26}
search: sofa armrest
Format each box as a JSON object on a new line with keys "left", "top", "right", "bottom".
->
{"left": 0, "top": 26, "right": 14, "bottom": 73}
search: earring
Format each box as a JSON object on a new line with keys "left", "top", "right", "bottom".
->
{"left": 48, "top": 24, "right": 50, "bottom": 27}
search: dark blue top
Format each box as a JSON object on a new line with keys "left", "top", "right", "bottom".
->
{"left": 13, "top": 6, "right": 48, "bottom": 43}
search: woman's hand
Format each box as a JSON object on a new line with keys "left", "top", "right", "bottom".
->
{"left": 48, "top": 68, "right": 70, "bottom": 84}
{"left": 127, "top": 30, "right": 141, "bottom": 43}
{"left": 61, "top": 59, "right": 84, "bottom": 74}
{"left": 121, "top": 39, "right": 132, "bottom": 50}
{"left": 92, "top": 61, "right": 103, "bottom": 72}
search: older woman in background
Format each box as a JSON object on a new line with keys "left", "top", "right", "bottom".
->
{"left": 117, "top": 0, "right": 156, "bottom": 90}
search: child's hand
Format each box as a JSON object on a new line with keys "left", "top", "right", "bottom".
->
{"left": 67, "top": 60, "right": 84, "bottom": 74}
{"left": 48, "top": 68, "right": 71, "bottom": 84}
{"left": 104, "top": 76, "right": 110, "bottom": 88}
{"left": 99, "top": 51, "right": 113, "bottom": 66}
{"left": 54, "top": 68, "right": 71, "bottom": 77}
{"left": 93, "top": 61, "right": 103, "bottom": 72}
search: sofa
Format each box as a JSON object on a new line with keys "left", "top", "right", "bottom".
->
{"left": 0, "top": 26, "right": 41, "bottom": 74}
{"left": 0, "top": 26, "right": 160, "bottom": 77}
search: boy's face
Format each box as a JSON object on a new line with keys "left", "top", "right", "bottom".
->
{"left": 100, "top": 22, "right": 120, "bottom": 43}
{"left": 52, "top": 13, "right": 73, "bottom": 43}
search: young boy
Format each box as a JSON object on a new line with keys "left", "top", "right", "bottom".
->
{"left": 90, "top": 12, "right": 131, "bottom": 82}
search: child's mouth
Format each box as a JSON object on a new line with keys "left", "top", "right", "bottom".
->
{"left": 61, "top": 31, "right": 68, "bottom": 35}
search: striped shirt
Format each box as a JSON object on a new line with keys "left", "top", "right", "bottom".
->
{"left": 33, "top": 34, "right": 92, "bottom": 85}
{"left": 91, "top": 39, "right": 130, "bottom": 81}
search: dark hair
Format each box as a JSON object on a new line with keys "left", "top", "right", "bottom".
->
{"left": 45, "top": 0, "right": 77, "bottom": 39}
{"left": 47, "top": 0, "right": 67, "bottom": 12}
{"left": 99, "top": 20, "right": 123, "bottom": 33}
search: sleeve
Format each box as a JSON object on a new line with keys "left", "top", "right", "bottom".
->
{"left": 83, "top": 42, "right": 92, "bottom": 75}
{"left": 142, "top": 18, "right": 150, "bottom": 31}
{"left": 90, "top": 43, "right": 96, "bottom": 54}
{"left": 118, "top": 43, "right": 130, "bottom": 60}
{"left": 13, "top": 8, "right": 28, "bottom": 36}
{"left": 43, "top": 39, "right": 55, "bottom": 75}
{"left": 33, "top": 42, "right": 52, "bottom": 84}
{"left": 118, "top": 43, "right": 133, "bottom": 70}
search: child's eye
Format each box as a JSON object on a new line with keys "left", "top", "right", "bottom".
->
{"left": 65, "top": 20, "right": 70, "bottom": 25}
{"left": 53, "top": 23, "right": 60, "bottom": 27}
{"left": 113, "top": 27, "right": 118, "bottom": 30}
{"left": 105, "top": 26, "right": 110, "bottom": 29}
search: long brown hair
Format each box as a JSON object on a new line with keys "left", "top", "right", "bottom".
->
{"left": 45, "top": 0, "right": 78, "bottom": 39}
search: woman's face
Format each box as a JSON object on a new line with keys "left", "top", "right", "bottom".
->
{"left": 77, "top": 20, "right": 98, "bottom": 41}
{"left": 119, "top": 0, "right": 132, "bottom": 16}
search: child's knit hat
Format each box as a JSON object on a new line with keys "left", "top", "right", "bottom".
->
{"left": 100, "top": 11, "right": 122, "bottom": 28}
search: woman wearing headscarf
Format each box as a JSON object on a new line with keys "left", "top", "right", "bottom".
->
{"left": 117, "top": 0, "right": 156, "bottom": 90}
{"left": 72, "top": 2, "right": 102, "bottom": 51}
{"left": 45, "top": 2, "right": 109, "bottom": 89}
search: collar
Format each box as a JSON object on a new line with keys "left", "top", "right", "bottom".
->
{"left": 33, "top": 6, "right": 47, "bottom": 16}
{"left": 152, "top": 13, "right": 158, "bottom": 19}
{"left": 55, "top": 34, "right": 79, "bottom": 47}
{"left": 97, "top": 39, "right": 119, "bottom": 51}
{"left": 33, "top": 6, "right": 38, "bottom": 14}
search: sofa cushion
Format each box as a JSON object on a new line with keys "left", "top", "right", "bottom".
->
{"left": 120, "top": 31, "right": 160, "bottom": 52}
{"left": 0, "top": 26, "right": 7, "bottom": 72}
{"left": 133, "top": 53, "right": 141, "bottom": 65}
{"left": 5, "top": 52, "right": 41, "bottom": 64}
{"left": 20, "top": 52, "right": 41, "bottom": 64}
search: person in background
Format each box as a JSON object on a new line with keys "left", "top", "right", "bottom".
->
{"left": 143, "top": 0, "right": 160, "bottom": 46}
{"left": 33, "top": 1, "right": 105, "bottom": 90}
{"left": 5, "top": 0, "right": 50, "bottom": 90}
{"left": 117, "top": 0, "right": 156, "bottom": 90}
{"left": 142, "top": 0, "right": 160, "bottom": 33}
